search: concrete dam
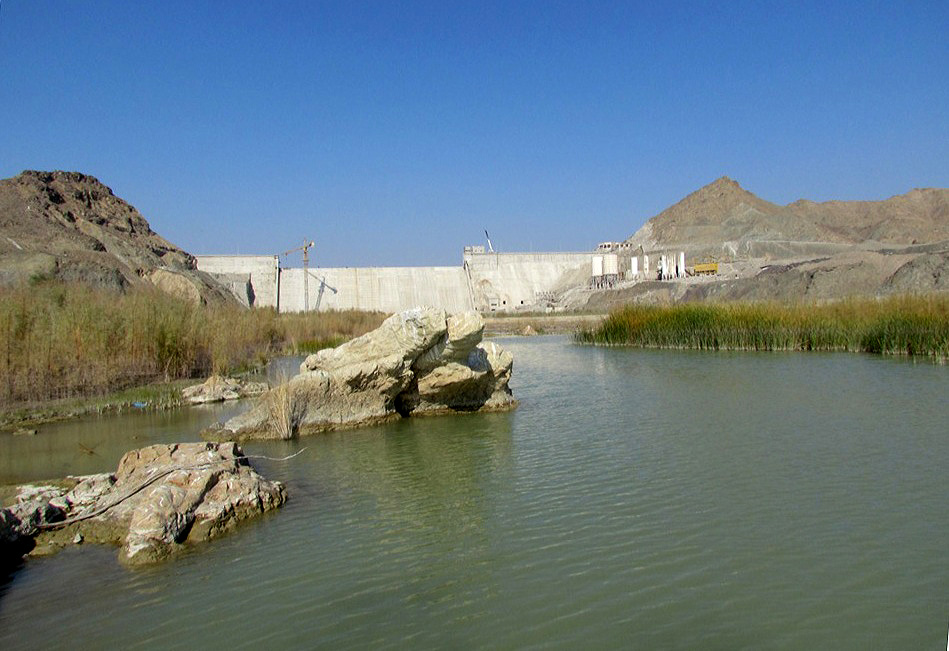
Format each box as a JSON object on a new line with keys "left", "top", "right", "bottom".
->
{"left": 196, "top": 250, "right": 597, "bottom": 313}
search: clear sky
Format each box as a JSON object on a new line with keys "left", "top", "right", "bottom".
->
{"left": 1, "top": 1, "right": 946, "bottom": 267}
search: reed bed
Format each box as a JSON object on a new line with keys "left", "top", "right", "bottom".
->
{"left": 576, "top": 295, "right": 949, "bottom": 360}
{"left": 0, "top": 280, "right": 385, "bottom": 407}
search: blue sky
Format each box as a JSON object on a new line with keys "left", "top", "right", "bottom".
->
{"left": 1, "top": 1, "right": 946, "bottom": 266}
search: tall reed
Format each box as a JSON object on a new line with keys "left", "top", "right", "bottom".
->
{"left": 266, "top": 371, "right": 305, "bottom": 440}
{"left": 0, "top": 280, "right": 385, "bottom": 407}
{"left": 576, "top": 295, "right": 949, "bottom": 360}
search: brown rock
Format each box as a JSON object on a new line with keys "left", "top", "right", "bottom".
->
{"left": 0, "top": 170, "right": 238, "bottom": 304}
{"left": 0, "top": 508, "right": 35, "bottom": 568}
{"left": 148, "top": 268, "right": 203, "bottom": 305}
{"left": 9, "top": 442, "right": 287, "bottom": 565}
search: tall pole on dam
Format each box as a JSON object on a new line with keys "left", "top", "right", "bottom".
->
{"left": 280, "top": 239, "right": 315, "bottom": 313}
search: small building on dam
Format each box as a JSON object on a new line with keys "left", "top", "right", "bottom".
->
{"left": 195, "top": 249, "right": 599, "bottom": 313}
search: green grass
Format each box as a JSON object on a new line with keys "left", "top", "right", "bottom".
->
{"left": 0, "top": 380, "right": 192, "bottom": 430}
{"left": 287, "top": 336, "right": 348, "bottom": 355}
{"left": 0, "top": 280, "right": 386, "bottom": 409}
{"left": 576, "top": 295, "right": 949, "bottom": 360}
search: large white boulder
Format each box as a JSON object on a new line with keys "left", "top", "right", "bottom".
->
{"left": 210, "top": 307, "right": 516, "bottom": 440}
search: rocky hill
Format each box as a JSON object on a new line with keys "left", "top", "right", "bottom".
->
{"left": 569, "top": 178, "right": 949, "bottom": 308}
{"left": 0, "top": 170, "right": 235, "bottom": 304}
{"left": 624, "top": 177, "right": 949, "bottom": 260}
{"left": 786, "top": 188, "right": 949, "bottom": 245}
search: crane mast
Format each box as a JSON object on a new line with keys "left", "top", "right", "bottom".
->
{"left": 280, "top": 239, "right": 315, "bottom": 312}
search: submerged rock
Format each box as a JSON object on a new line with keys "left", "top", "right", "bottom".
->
{"left": 1, "top": 442, "right": 287, "bottom": 567}
{"left": 182, "top": 375, "right": 268, "bottom": 404}
{"left": 209, "top": 307, "right": 517, "bottom": 440}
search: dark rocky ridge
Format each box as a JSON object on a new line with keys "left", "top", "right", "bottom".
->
{"left": 0, "top": 170, "right": 235, "bottom": 303}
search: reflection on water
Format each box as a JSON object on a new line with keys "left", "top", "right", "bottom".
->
{"left": 0, "top": 402, "right": 247, "bottom": 484}
{"left": 0, "top": 337, "right": 946, "bottom": 649}
{"left": 267, "top": 354, "right": 306, "bottom": 384}
{"left": 0, "top": 355, "right": 304, "bottom": 485}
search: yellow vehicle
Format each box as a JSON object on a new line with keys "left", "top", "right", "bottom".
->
{"left": 693, "top": 262, "right": 719, "bottom": 276}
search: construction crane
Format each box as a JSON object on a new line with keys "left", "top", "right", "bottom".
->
{"left": 280, "top": 239, "right": 315, "bottom": 312}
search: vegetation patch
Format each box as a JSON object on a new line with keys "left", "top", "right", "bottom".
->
{"left": 266, "top": 375, "right": 305, "bottom": 440}
{"left": 576, "top": 295, "right": 949, "bottom": 360}
{"left": 289, "top": 336, "right": 348, "bottom": 355}
{"left": 0, "top": 280, "right": 386, "bottom": 411}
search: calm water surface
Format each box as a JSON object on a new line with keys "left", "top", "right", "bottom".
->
{"left": 0, "top": 337, "right": 946, "bottom": 649}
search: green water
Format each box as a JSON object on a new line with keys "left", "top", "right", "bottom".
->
{"left": 0, "top": 337, "right": 946, "bottom": 649}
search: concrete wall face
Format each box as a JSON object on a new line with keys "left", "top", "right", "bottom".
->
{"left": 198, "top": 251, "right": 594, "bottom": 313}
{"left": 464, "top": 252, "right": 595, "bottom": 310}
{"left": 195, "top": 255, "right": 279, "bottom": 308}
{"left": 210, "top": 273, "right": 254, "bottom": 307}
{"left": 278, "top": 266, "right": 474, "bottom": 313}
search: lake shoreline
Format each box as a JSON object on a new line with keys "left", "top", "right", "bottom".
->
{"left": 576, "top": 295, "right": 949, "bottom": 361}
{"left": 483, "top": 312, "right": 606, "bottom": 335}
{"left": 0, "top": 379, "right": 195, "bottom": 432}
{"left": 6, "top": 296, "right": 947, "bottom": 432}
{"left": 1, "top": 312, "right": 600, "bottom": 432}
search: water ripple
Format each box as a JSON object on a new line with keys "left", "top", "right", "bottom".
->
{"left": 1, "top": 340, "right": 947, "bottom": 648}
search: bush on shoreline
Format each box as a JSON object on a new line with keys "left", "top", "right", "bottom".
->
{"left": 576, "top": 295, "right": 949, "bottom": 359}
{"left": 0, "top": 280, "right": 386, "bottom": 407}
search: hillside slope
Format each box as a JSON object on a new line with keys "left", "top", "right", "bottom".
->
{"left": 786, "top": 187, "right": 949, "bottom": 245}
{"left": 624, "top": 177, "right": 949, "bottom": 260}
{"left": 569, "top": 178, "right": 949, "bottom": 308}
{"left": 0, "top": 170, "right": 236, "bottom": 304}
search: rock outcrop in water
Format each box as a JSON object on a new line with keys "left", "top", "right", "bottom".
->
{"left": 208, "top": 307, "right": 516, "bottom": 440}
{"left": 182, "top": 375, "right": 269, "bottom": 404}
{"left": 0, "top": 442, "right": 286, "bottom": 567}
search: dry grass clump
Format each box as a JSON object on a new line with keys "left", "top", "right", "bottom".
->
{"left": 0, "top": 279, "right": 385, "bottom": 407}
{"left": 266, "top": 373, "right": 306, "bottom": 440}
{"left": 576, "top": 295, "right": 949, "bottom": 360}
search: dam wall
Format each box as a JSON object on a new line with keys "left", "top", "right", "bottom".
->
{"left": 197, "top": 251, "right": 593, "bottom": 313}
{"left": 464, "top": 252, "right": 594, "bottom": 310}
{"left": 194, "top": 255, "right": 279, "bottom": 307}
{"left": 279, "top": 266, "right": 473, "bottom": 313}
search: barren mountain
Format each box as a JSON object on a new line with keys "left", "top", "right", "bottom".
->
{"left": 0, "top": 170, "right": 235, "bottom": 303}
{"left": 568, "top": 178, "right": 949, "bottom": 308}
{"left": 786, "top": 188, "right": 949, "bottom": 245}
{"left": 624, "top": 177, "right": 949, "bottom": 260}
